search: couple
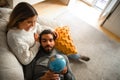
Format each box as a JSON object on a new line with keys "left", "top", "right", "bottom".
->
{"left": 7, "top": 2, "right": 90, "bottom": 80}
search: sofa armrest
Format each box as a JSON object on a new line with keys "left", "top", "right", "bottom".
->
{"left": 0, "top": 8, "right": 24, "bottom": 80}
{"left": 0, "top": 48, "right": 24, "bottom": 80}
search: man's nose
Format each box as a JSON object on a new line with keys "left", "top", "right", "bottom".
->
{"left": 46, "top": 41, "right": 51, "bottom": 45}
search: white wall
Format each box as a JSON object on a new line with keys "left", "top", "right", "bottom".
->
{"left": 103, "top": 2, "right": 120, "bottom": 37}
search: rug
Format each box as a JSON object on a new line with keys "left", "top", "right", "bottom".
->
{"left": 54, "top": 11, "right": 120, "bottom": 80}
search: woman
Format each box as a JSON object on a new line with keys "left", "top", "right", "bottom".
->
{"left": 7, "top": 2, "right": 53, "bottom": 65}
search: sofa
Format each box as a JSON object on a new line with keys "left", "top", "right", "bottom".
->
{"left": 0, "top": 7, "right": 63, "bottom": 80}
{"left": 0, "top": 8, "right": 24, "bottom": 80}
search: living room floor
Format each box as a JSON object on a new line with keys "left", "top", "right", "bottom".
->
{"left": 33, "top": 0, "right": 100, "bottom": 27}
{"left": 32, "top": 1, "right": 120, "bottom": 80}
{"left": 33, "top": 0, "right": 120, "bottom": 42}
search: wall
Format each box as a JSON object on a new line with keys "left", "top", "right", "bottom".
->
{"left": 103, "top": 2, "right": 120, "bottom": 38}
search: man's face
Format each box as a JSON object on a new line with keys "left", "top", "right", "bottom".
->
{"left": 41, "top": 34, "right": 55, "bottom": 53}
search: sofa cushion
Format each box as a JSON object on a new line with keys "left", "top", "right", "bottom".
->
{"left": 0, "top": 8, "right": 12, "bottom": 21}
{"left": 0, "top": 31, "right": 8, "bottom": 49}
{"left": 0, "top": 8, "right": 12, "bottom": 32}
{"left": 0, "top": 19, "right": 8, "bottom": 32}
{"left": 0, "top": 8, "right": 11, "bottom": 47}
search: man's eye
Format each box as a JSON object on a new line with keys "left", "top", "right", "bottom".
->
{"left": 50, "top": 39, "right": 54, "bottom": 42}
{"left": 42, "top": 40, "right": 46, "bottom": 42}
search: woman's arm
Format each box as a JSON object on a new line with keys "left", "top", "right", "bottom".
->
{"left": 7, "top": 33, "right": 40, "bottom": 65}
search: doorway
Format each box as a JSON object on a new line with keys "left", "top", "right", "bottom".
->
{"left": 81, "top": 0, "right": 110, "bottom": 11}
{"left": 68, "top": 0, "right": 117, "bottom": 28}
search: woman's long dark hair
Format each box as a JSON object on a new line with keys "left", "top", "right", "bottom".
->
{"left": 7, "top": 2, "right": 38, "bottom": 32}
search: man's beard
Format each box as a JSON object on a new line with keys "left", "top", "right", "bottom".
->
{"left": 40, "top": 45, "right": 54, "bottom": 54}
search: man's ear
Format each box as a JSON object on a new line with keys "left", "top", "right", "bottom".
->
{"left": 53, "top": 31, "right": 59, "bottom": 40}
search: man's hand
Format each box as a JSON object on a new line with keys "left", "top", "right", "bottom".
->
{"left": 40, "top": 70, "right": 60, "bottom": 80}
{"left": 61, "top": 66, "right": 67, "bottom": 74}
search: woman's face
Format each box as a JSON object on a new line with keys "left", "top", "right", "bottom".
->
{"left": 18, "top": 15, "right": 37, "bottom": 31}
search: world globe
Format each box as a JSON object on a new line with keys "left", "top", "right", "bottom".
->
{"left": 48, "top": 54, "right": 66, "bottom": 73}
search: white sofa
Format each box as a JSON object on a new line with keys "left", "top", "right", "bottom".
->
{"left": 0, "top": 8, "right": 24, "bottom": 80}
{"left": 0, "top": 8, "right": 62, "bottom": 80}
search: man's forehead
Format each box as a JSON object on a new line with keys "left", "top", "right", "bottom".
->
{"left": 41, "top": 34, "right": 53, "bottom": 39}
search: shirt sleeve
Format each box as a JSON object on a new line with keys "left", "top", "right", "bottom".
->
{"left": 56, "top": 49, "right": 76, "bottom": 80}
{"left": 7, "top": 33, "right": 40, "bottom": 65}
{"left": 63, "top": 55, "right": 76, "bottom": 80}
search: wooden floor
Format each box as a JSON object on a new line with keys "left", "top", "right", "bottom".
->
{"left": 33, "top": 0, "right": 67, "bottom": 18}
{"left": 33, "top": 0, "right": 120, "bottom": 42}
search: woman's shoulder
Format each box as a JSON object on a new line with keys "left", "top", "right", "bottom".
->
{"left": 7, "top": 29, "right": 23, "bottom": 36}
{"left": 7, "top": 29, "right": 18, "bottom": 37}
{"left": 7, "top": 29, "right": 27, "bottom": 41}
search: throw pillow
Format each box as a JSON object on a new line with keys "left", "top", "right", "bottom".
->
{"left": 55, "top": 26, "right": 77, "bottom": 55}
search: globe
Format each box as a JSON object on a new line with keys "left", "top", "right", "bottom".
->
{"left": 48, "top": 54, "right": 66, "bottom": 73}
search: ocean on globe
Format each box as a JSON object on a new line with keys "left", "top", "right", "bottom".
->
{"left": 48, "top": 54, "right": 66, "bottom": 73}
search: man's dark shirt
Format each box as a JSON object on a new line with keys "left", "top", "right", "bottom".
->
{"left": 23, "top": 47, "right": 76, "bottom": 80}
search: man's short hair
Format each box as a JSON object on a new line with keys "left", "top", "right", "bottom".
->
{"left": 39, "top": 29, "right": 57, "bottom": 43}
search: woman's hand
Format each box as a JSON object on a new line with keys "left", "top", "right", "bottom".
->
{"left": 34, "top": 33, "right": 39, "bottom": 42}
{"left": 40, "top": 70, "right": 60, "bottom": 80}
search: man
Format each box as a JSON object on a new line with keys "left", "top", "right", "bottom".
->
{"left": 24, "top": 29, "right": 76, "bottom": 80}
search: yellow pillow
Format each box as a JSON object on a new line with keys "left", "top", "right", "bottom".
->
{"left": 55, "top": 26, "right": 77, "bottom": 55}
